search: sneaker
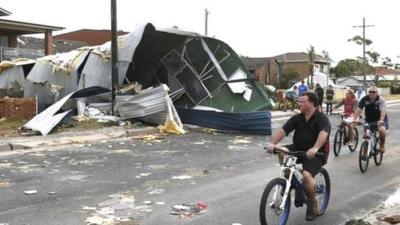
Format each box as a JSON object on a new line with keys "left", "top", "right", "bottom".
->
{"left": 379, "top": 143, "right": 385, "bottom": 153}
{"left": 348, "top": 141, "right": 353, "bottom": 147}
{"left": 305, "top": 198, "right": 319, "bottom": 221}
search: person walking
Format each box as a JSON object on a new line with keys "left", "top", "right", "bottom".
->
{"left": 314, "top": 83, "right": 324, "bottom": 112}
{"left": 325, "top": 85, "right": 334, "bottom": 114}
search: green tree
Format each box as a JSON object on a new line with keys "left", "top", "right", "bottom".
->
{"left": 280, "top": 67, "right": 300, "bottom": 89}
{"left": 330, "top": 59, "right": 365, "bottom": 77}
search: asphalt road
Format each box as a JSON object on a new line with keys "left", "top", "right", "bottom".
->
{"left": 0, "top": 103, "right": 399, "bottom": 225}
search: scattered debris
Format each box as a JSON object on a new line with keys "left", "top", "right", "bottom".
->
{"left": 172, "top": 175, "right": 192, "bottom": 180}
{"left": 24, "top": 190, "right": 37, "bottom": 195}
{"left": 85, "top": 193, "right": 138, "bottom": 225}
{"left": 229, "top": 137, "right": 252, "bottom": 144}
{"left": 170, "top": 202, "right": 208, "bottom": 219}
{"left": 378, "top": 214, "right": 400, "bottom": 224}
{"left": 0, "top": 180, "right": 10, "bottom": 188}
{"left": 132, "top": 134, "right": 166, "bottom": 142}
{"left": 345, "top": 219, "right": 372, "bottom": 225}
{"left": 148, "top": 188, "right": 165, "bottom": 195}
{"left": 68, "top": 175, "right": 88, "bottom": 180}
{"left": 139, "top": 173, "right": 151, "bottom": 177}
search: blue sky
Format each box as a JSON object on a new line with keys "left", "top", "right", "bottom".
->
{"left": 3, "top": 0, "right": 400, "bottom": 65}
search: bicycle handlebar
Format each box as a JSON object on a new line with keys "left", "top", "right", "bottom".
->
{"left": 264, "top": 146, "right": 324, "bottom": 157}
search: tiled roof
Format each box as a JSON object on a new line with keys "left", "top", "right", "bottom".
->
{"left": 374, "top": 66, "right": 400, "bottom": 75}
{"left": 274, "top": 52, "right": 327, "bottom": 63}
{"left": 241, "top": 57, "right": 271, "bottom": 71}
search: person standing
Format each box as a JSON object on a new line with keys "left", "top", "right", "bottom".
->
{"left": 355, "top": 87, "right": 366, "bottom": 101}
{"left": 325, "top": 85, "right": 334, "bottom": 114}
{"left": 298, "top": 80, "right": 308, "bottom": 96}
{"left": 314, "top": 83, "right": 324, "bottom": 112}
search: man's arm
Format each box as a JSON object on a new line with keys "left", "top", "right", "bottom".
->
{"left": 306, "top": 130, "right": 329, "bottom": 159}
{"left": 266, "top": 128, "right": 286, "bottom": 153}
{"left": 353, "top": 108, "right": 363, "bottom": 121}
{"left": 379, "top": 99, "right": 387, "bottom": 125}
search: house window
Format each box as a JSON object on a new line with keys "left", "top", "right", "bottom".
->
{"left": 319, "top": 64, "right": 325, "bottom": 73}
{"left": 0, "top": 35, "right": 9, "bottom": 47}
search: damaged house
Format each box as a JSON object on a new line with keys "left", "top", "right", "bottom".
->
{"left": 23, "top": 23, "right": 273, "bottom": 135}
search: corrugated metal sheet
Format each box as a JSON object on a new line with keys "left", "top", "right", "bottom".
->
{"left": 78, "top": 52, "right": 111, "bottom": 89}
{"left": 24, "top": 86, "right": 110, "bottom": 135}
{"left": 177, "top": 108, "right": 272, "bottom": 135}
{"left": 24, "top": 49, "right": 91, "bottom": 111}
{"left": 116, "top": 85, "right": 169, "bottom": 119}
{"left": 0, "top": 66, "right": 25, "bottom": 89}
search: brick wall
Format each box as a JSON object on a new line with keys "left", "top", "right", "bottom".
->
{"left": 0, "top": 97, "right": 37, "bottom": 119}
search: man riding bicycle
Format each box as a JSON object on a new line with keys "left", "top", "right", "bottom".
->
{"left": 353, "top": 85, "right": 388, "bottom": 153}
{"left": 334, "top": 88, "right": 358, "bottom": 147}
{"left": 266, "top": 92, "right": 331, "bottom": 221}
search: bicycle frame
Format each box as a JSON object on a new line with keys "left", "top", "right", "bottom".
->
{"left": 272, "top": 154, "right": 303, "bottom": 211}
{"left": 364, "top": 124, "right": 379, "bottom": 155}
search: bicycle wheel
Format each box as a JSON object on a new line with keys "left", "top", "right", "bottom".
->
{"left": 359, "top": 141, "right": 370, "bottom": 173}
{"left": 333, "top": 129, "right": 343, "bottom": 156}
{"left": 315, "top": 167, "right": 331, "bottom": 215}
{"left": 290, "top": 102, "right": 299, "bottom": 111}
{"left": 373, "top": 138, "right": 383, "bottom": 166}
{"left": 260, "top": 178, "right": 291, "bottom": 225}
{"left": 348, "top": 127, "right": 359, "bottom": 152}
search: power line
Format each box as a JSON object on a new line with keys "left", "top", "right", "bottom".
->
{"left": 352, "top": 17, "right": 374, "bottom": 92}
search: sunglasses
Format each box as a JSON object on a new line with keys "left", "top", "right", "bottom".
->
{"left": 368, "top": 91, "right": 377, "bottom": 93}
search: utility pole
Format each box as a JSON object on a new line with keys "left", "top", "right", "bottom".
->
{"left": 353, "top": 17, "right": 374, "bottom": 92}
{"left": 204, "top": 8, "right": 209, "bottom": 36}
{"left": 111, "top": 0, "right": 118, "bottom": 115}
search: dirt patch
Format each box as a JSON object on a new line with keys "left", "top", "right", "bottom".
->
{"left": 0, "top": 118, "right": 27, "bottom": 137}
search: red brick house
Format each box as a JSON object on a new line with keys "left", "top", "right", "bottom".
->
{"left": 242, "top": 52, "right": 330, "bottom": 86}
{"left": 54, "top": 29, "right": 128, "bottom": 46}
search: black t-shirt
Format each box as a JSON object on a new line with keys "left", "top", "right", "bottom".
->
{"left": 315, "top": 87, "right": 324, "bottom": 98}
{"left": 282, "top": 110, "right": 331, "bottom": 153}
{"left": 358, "top": 95, "right": 386, "bottom": 122}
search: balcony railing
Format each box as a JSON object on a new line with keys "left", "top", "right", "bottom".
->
{"left": 0, "top": 46, "right": 44, "bottom": 61}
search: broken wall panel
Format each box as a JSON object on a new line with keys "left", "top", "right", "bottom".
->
{"left": 177, "top": 108, "right": 271, "bottom": 135}
{"left": 24, "top": 49, "right": 92, "bottom": 111}
{"left": 78, "top": 52, "right": 112, "bottom": 89}
{"left": 174, "top": 66, "right": 210, "bottom": 105}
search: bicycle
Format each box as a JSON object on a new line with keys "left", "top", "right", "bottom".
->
{"left": 278, "top": 98, "right": 299, "bottom": 112}
{"left": 358, "top": 122, "right": 383, "bottom": 173}
{"left": 331, "top": 113, "right": 359, "bottom": 156}
{"left": 260, "top": 147, "right": 331, "bottom": 225}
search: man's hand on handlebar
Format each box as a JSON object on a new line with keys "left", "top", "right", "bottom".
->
{"left": 265, "top": 143, "right": 276, "bottom": 154}
{"left": 306, "top": 147, "right": 318, "bottom": 159}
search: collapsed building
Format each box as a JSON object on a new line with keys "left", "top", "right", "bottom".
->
{"left": 1, "top": 23, "right": 273, "bottom": 135}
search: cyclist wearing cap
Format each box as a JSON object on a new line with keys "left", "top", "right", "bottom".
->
{"left": 353, "top": 85, "right": 388, "bottom": 153}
